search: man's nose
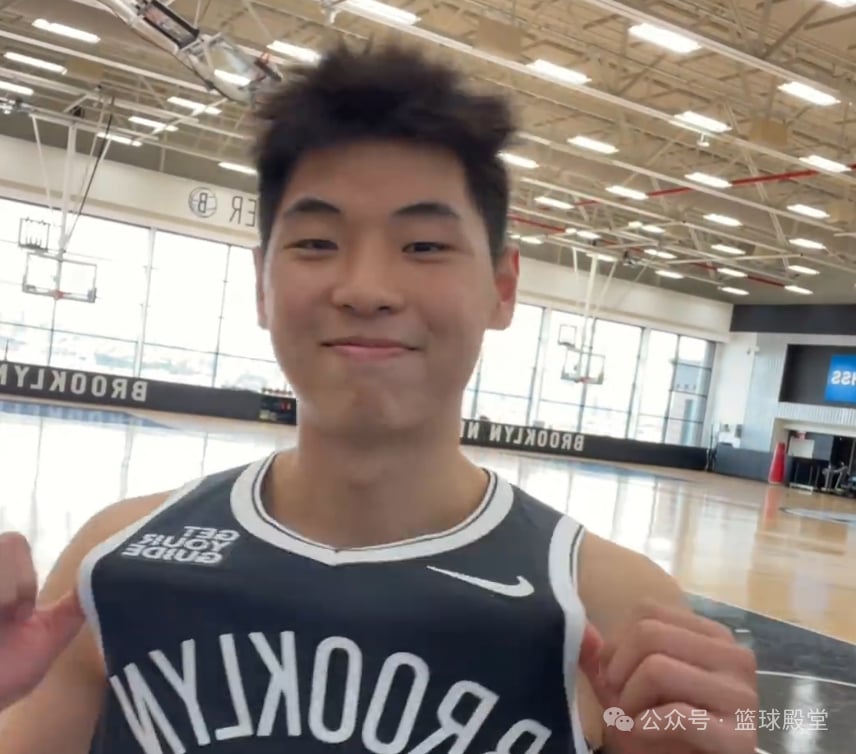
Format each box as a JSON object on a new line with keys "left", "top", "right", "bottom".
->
{"left": 330, "top": 242, "right": 406, "bottom": 316}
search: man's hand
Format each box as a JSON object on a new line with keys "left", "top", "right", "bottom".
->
{"left": 0, "top": 532, "right": 85, "bottom": 712}
{"left": 579, "top": 600, "right": 758, "bottom": 753}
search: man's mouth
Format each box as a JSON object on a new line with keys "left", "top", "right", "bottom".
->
{"left": 323, "top": 338, "right": 415, "bottom": 349}
{"left": 322, "top": 338, "right": 417, "bottom": 360}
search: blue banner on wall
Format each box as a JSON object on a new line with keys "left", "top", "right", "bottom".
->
{"left": 825, "top": 355, "right": 856, "bottom": 404}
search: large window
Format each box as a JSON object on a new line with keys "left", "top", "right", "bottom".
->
{"left": 665, "top": 336, "right": 713, "bottom": 446}
{"left": 472, "top": 303, "right": 543, "bottom": 425}
{"left": 581, "top": 319, "right": 642, "bottom": 438}
{"left": 533, "top": 310, "right": 586, "bottom": 431}
{"left": 51, "top": 215, "right": 149, "bottom": 374}
{"left": 632, "top": 330, "right": 678, "bottom": 442}
{"left": 0, "top": 196, "right": 718, "bottom": 446}
{"left": 216, "top": 245, "right": 282, "bottom": 391}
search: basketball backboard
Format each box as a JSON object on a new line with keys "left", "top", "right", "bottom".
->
{"left": 561, "top": 348, "right": 605, "bottom": 384}
{"left": 22, "top": 251, "right": 97, "bottom": 302}
{"left": 558, "top": 323, "right": 577, "bottom": 347}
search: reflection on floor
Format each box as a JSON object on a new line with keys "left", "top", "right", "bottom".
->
{"left": 3, "top": 399, "right": 855, "bottom": 753}
{"left": 691, "top": 595, "right": 856, "bottom": 754}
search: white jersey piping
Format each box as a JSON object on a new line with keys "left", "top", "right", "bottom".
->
{"left": 230, "top": 454, "right": 514, "bottom": 565}
{"left": 548, "top": 515, "right": 590, "bottom": 754}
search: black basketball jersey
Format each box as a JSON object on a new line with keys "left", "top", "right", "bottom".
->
{"left": 77, "top": 454, "right": 592, "bottom": 754}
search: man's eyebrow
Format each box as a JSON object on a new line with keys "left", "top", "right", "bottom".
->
{"left": 281, "top": 197, "right": 342, "bottom": 218}
{"left": 280, "top": 199, "right": 461, "bottom": 220}
{"left": 392, "top": 202, "right": 461, "bottom": 220}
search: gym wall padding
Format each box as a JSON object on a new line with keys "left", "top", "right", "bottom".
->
{"left": 1, "top": 360, "right": 707, "bottom": 470}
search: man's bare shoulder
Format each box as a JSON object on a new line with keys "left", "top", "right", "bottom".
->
{"left": 76, "top": 488, "right": 175, "bottom": 551}
{"left": 577, "top": 531, "right": 688, "bottom": 633}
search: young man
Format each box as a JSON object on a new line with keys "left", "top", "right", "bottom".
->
{"left": 0, "top": 44, "right": 757, "bottom": 753}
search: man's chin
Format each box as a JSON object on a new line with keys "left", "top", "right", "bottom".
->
{"left": 302, "top": 394, "right": 432, "bottom": 437}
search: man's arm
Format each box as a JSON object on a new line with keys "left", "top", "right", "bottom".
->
{"left": 575, "top": 531, "right": 687, "bottom": 749}
{"left": 0, "top": 492, "right": 170, "bottom": 754}
{"left": 574, "top": 532, "right": 758, "bottom": 754}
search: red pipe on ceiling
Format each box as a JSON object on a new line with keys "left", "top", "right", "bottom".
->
{"left": 508, "top": 159, "right": 856, "bottom": 288}
{"left": 506, "top": 213, "right": 786, "bottom": 288}
{"left": 568, "top": 162, "right": 856, "bottom": 207}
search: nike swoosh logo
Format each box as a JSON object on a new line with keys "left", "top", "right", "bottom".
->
{"left": 427, "top": 567, "right": 534, "bottom": 598}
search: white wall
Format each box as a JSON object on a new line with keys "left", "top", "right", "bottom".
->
{"left": 705, "top": 331, "right": 758, "bottom": 447}
{"left": 0, "top": 134, "right": 734, "bottom": 342}
{"left": 726, "top": 332, "right": 856, "bottom": 451}
{"left": 694, "top": 328, "right": 856, "bottom": 451}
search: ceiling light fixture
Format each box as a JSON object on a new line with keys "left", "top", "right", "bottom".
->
{"left": 656, "top": 270, "right": 685, "bottom": 279}
{"left": 267, "top": 41, "right": 321, "bottom": 64}
{"left": 97, "top": 132, "right": 141, "bottom": 147}
{"left": 789, "top": 238, "right": 825, "bottom": 250}
{"left": 643, "top": 249, "right": 677, "bottom": 260}
{"left": 673, "top": 111, "right": 731, "bottom": 134}
{"left": 519, "top": 235, "right": 544, "bottom": 245}
{"left": 788, "top": 204, "right": 829, "bottom": 219}
{"left": 168, "top": 96, "right": 221, "bottom": 115}
{"left": 128, "top": 115, "right": 177, "bottom": 132}
{"left": 718, "top": 267, "right": 747, "bottom": 278}
{"left": 784, "top": 285, "right": 813, "bottom": 295}
{"left": 32, "top": 18, "right": 100, "bottom": 43}
{"left": 526, "top": 59, "right": 590, "bottom": 86}
{"left": 686, "top": 172, "right": 731, "bottom": 189}
{"left": 339, "top": 0, "right": 420, "bottom": 25}
{"left": 3, "top": 51, "right": 66, "bottom": 74}
{"left": 787, "top": 264, "right": 820, "bottom": 275}
{"left": 577, "top": 230, "right": 601, "bottom": 240}
{"left": 219, "top": 161, "right": 257, "bottom": 175}
{"left": 0, "top": 80, "right": 34, "bottom": 96}
{"left": 778, "top": 81, "right": 839, "bottom": 107}
{"left": 711, "top": 243, "right": 746, "bottom": 256}
{"left": 589, "top": 252, "right": 618, "bottom": 262}
{"left": 800, "top": 154, "right": 849, "bottom": 173}
{"left": 568, "top": 135, "right": 618, "bottom": 154}
{"left": 720, "top": 286, "right": 749, "bottom": 296}
{"left": 607, "top": 185, "right": 648, "bottom": 200}
{"left": 629, "top": 23, "right": 701, "bottom": 54}
{"left": 499, "top": 152, "right": 539, "bottom": 169}
{"left": 705, "top": 213, "right": 742, "bottom": 227}
{"left": 534, "top": 196, "right": 573, "bottom": 211}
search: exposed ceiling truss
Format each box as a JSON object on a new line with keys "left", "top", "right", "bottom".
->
{"left": 0, "top": 0, "right": 855, "bottom": 304}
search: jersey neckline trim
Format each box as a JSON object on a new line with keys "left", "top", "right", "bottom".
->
{"left": 230, "top": 453, "right": 513, "bottom": 565}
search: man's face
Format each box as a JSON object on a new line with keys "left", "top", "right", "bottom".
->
{"left": 254, "top": 140, "right": 518, "bottom": 435}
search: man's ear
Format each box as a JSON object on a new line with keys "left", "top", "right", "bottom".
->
{"left": 488, "top": 245, "right": 519, "bottom": 331}
{"left": 252, "top": 245, "right": 269, "bottom": 330}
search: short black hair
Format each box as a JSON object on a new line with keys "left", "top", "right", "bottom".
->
{"left": 251, "top": 43, "right": 517, "bottom": 261}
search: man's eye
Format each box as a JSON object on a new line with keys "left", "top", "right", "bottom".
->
{"left": 404, "top": 242, "right": 451, "bottom": 253}
{"left": 290, "top": 239, "right": 338, "bottom": 251}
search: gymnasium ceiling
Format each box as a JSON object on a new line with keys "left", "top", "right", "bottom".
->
{"left": 1, "top": 0, "right": 856, "bottom": 306}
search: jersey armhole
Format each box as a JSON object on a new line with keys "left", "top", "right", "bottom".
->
{"left": 76, "top": 477, "right": 204, "bottom": 660}
{"left": 548, "top": 516, "right": 590, "bottom": 754}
